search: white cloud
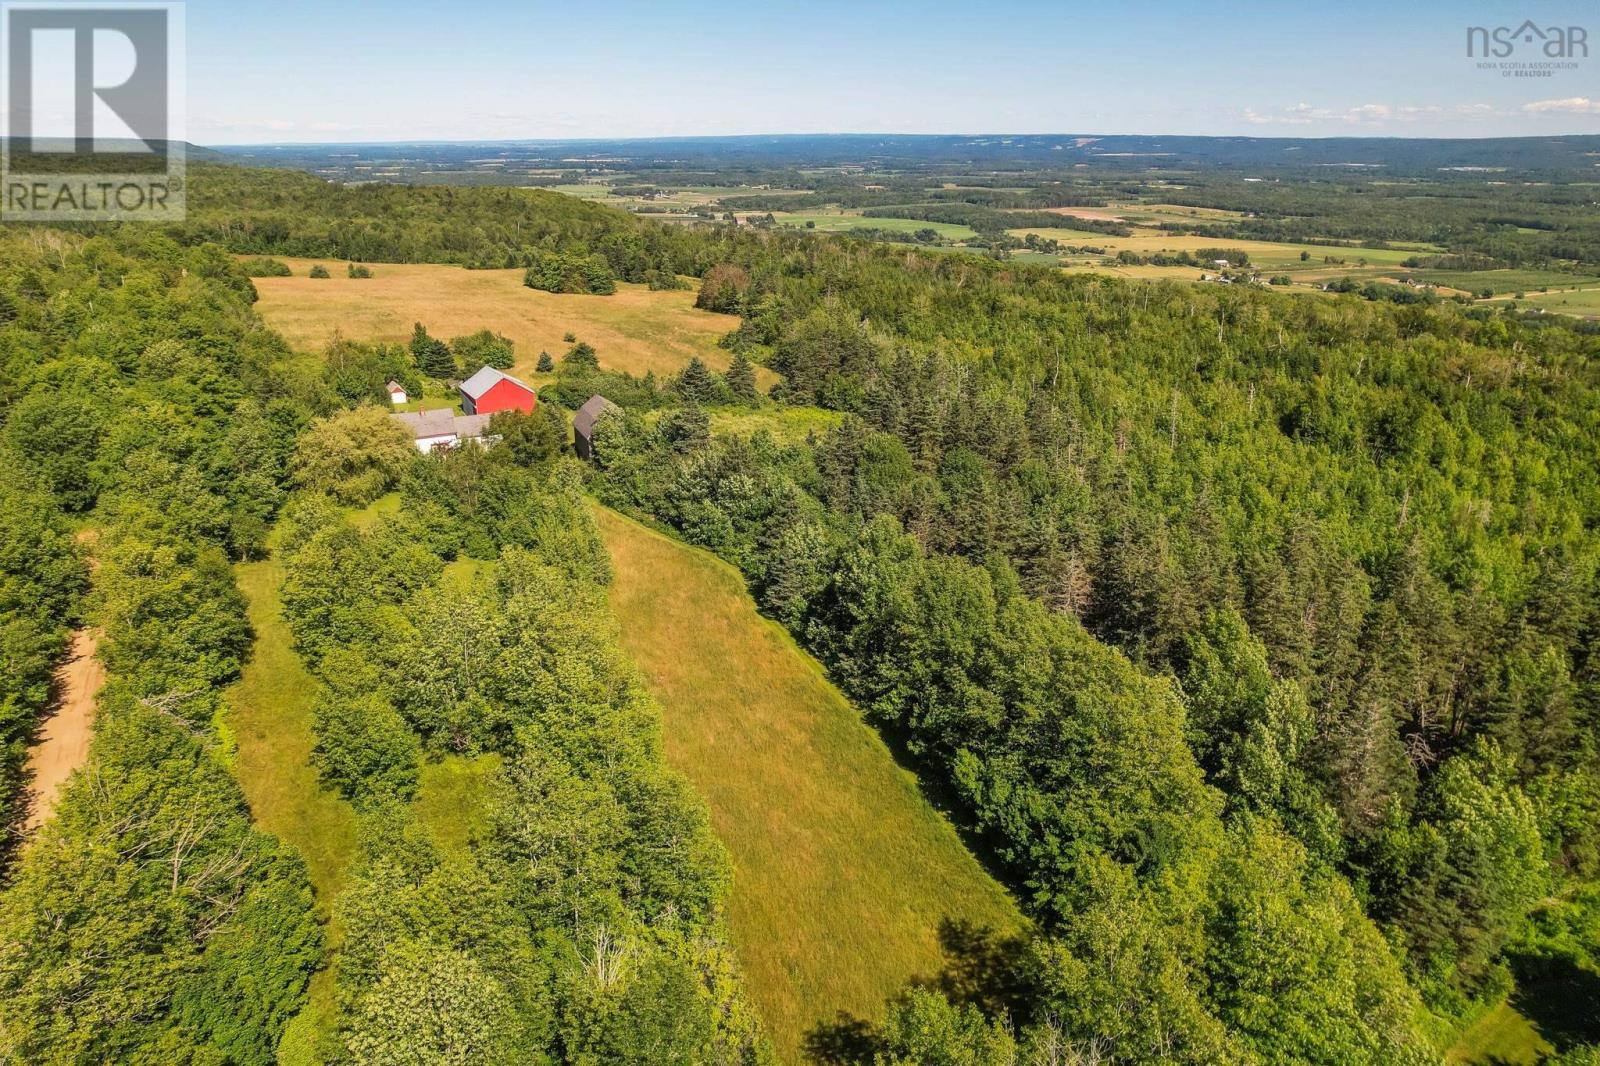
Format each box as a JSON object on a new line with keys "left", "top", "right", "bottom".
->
{"left": 1521, "top": 97, "right": 1600, "bottom": 114}
{"left": 1241, "top": 102, "right": 1503, "bottom": 128}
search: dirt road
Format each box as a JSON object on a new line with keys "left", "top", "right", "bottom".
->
{"left": 22, "top": 628, "right": 105, "bottom": 832}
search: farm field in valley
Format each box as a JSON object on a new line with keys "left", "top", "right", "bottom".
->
{"left": 762, "top": 210, "right": 979, "bottom": 241}
{"left": 1005, "top": 224, "right": 1428, "bottom": 269}
{"left": 1517, "top": 286, "right": 1600, "bottom": 316}
{"left": 594, "top": 505, "right": 1024, "bottom": 1063}
{"left": 1418, "top": 268, "right": 1600, "bottom": 297}
{"left": 251, "top": 257, "right": 759, "bottom": 386}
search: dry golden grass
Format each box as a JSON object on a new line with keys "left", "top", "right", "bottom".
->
{"left": 251, "top": 257, "right": 756, "bottom": 384}
{"left": 594, "top": 505, "right": 1023, "bottom": 1063}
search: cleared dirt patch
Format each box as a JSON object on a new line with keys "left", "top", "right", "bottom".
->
{"left": 594, "top": 505, "right": 1022, "bottom": 1063}
{"left": 22, "top": 628, "right": 104, "bottom": 832}
{"left": 1041, "top": 206, "right": 1126, "bottom": 222}
{"left": 251, "top": 258, "right": 758, "bottom": 385}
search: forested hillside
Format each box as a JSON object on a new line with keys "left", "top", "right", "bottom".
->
{"left": 587, "top": 233, "right": 1600, "bottom": 1058}
{"left": 0, "top": 165, "right": 1596, "bottom": 1063}
{"left": 175, "top": 164, "right": 712, "bottom": 283}
{"left": 0, "top": 224, "right": 769, "bottom": 1062}
{"left": 0, "top": 229, "right": 322, "bottom": 1059}
{"left": 270, "top": 426, "right": 767, "bottom": 1063}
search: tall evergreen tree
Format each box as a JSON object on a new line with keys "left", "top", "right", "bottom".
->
{"left": 676, "top": 357, "right": 719, "bottom": 405}
{"left": 726, "top": 352, "right": 759, "bottom": 403}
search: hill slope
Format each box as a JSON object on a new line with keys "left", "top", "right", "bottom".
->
{"left": 593, "top": 505, "right": 1023, "bottom": 1062}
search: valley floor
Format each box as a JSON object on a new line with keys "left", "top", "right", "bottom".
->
{"left": 594, "top": 504, "right": 1024, "bottom": 1062}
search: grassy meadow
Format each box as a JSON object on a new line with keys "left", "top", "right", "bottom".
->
{"left": 410, "top": 754, "right": 502, "bottom": 853}
{"left": 593, "top": 505, "right": 1024, "bottom": 1063}
{"left": 763, "top": 210, "right": 979, "bottom": 241}
{"left": 1006, "top": 223, "right": 1427, "bottom": 269}
{"left": 1421, "top": 269, "right": 1600, "bottom": 297}
{"left": 250, "top": 257, "right": 758, "bottom": 385}
{"left": 1446, "top": 1001, "right": 1551, "bottom": 1065}
{"left": 1517, "top": 286, "right": 1600, "bottom": 316}
{"left": 708, "top": 405, "right": 844, "bottom": 444}
{"left": 226, "top": 557, "right": 357, "bottom": 912}
{"left": 226, "top": 549, "right": 359, "bottom": 1055}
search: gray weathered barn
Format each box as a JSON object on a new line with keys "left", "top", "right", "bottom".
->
{"left": 572, "top": 394, "right": 619, "bottom": 460}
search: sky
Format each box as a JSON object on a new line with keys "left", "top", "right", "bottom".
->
{"left": 182, "top": 0, "right": 1600, "bottom": 144}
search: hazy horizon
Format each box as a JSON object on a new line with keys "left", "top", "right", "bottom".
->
{"left": 202, "top": 129, "right": 1600, "bottom": 150}
{"left": 185, "top": 1, "right": 1600, "bottom": 144}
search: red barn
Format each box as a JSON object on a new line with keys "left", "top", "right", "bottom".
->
{"left": 459, "top": 366, "right": 537, "bottom": 416}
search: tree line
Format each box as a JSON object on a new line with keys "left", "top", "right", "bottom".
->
{"left": 585, "top": 232, "right": 1600, "bottom": 1060}
{"left": 273, "top": 413, "right": 770, "bottom": 1062}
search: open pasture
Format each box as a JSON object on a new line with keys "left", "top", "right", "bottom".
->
{"left": 251, "top": 258, "right": 752, "bottom": 385}
{"left": 764, "top": 209, "right": 978, "bottom": 241}
{"left": 1517, "top": 286, "right": 1600, "bottom": 316}
{"left": 1006, "top": 224, "right": 1428, "bottom": 271}
{"left": 595, "top": 506, "right": 1023, "bottom": 1063}
{"left": 1114, "top": 202, "right": 1251, "bottom": 224}
{"left": 1415, "top": 268, "right": 1600, "bottom": 296}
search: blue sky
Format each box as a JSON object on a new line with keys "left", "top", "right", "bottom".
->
{"left": 187, "top": 0, "right": 1600, "bottom": 143}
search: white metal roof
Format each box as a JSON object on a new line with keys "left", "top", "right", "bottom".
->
{"left": 458, "top": 365, "right": 533, "bottom": 401}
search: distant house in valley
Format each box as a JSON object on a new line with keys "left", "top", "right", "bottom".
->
{"left": 572, "top": 394, "right": 619, "bottom": 460}
{"left": 391, "top": 409, "right": 494, "bottom": 453}
{"left": 386, "top": 380, "right": 409, "bottom": 405}
{"left": 459, "top": 366, "right": 537, "bottom": 416}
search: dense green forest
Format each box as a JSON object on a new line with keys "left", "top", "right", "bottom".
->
{"left": 0, "top": 224, "right": 768, "bottom": 1062}
{"left": 174, "top": 164, "right": 712, "bottom": 281}
{"left": 0, "top": 228, "right": 323, "bottom": 1059}
{"left": 1, "top": 165, "right": 1597, "bottom": 1063}
{"left": 585, "top": 233, "right": 1600, "bottom": 1058}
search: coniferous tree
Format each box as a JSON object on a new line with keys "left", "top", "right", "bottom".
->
{"left": 563, "top": 341, "right": 599, "bottom": 370}
{"left": 409, "top": 322, "right": 455, "bottom": 378}
{"left": 726, "top": 352, "right": 759, "bottom": 403}
{"left": 675, "top": 357, "right": 718, "bottom": 405}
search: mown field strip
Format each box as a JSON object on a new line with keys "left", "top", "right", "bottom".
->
{"left": 227, "top": 557, "right": 357, "bottom": 908}
{"left": 594, "top": 504, "right": 1023, "bottom": 1062}
{"left": 227, "top": 555, "right": 358, "bottom": 1054}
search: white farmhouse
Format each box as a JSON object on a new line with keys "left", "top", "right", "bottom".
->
{"left": 391, "top": 409, "right": 493, "bottom": 453}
